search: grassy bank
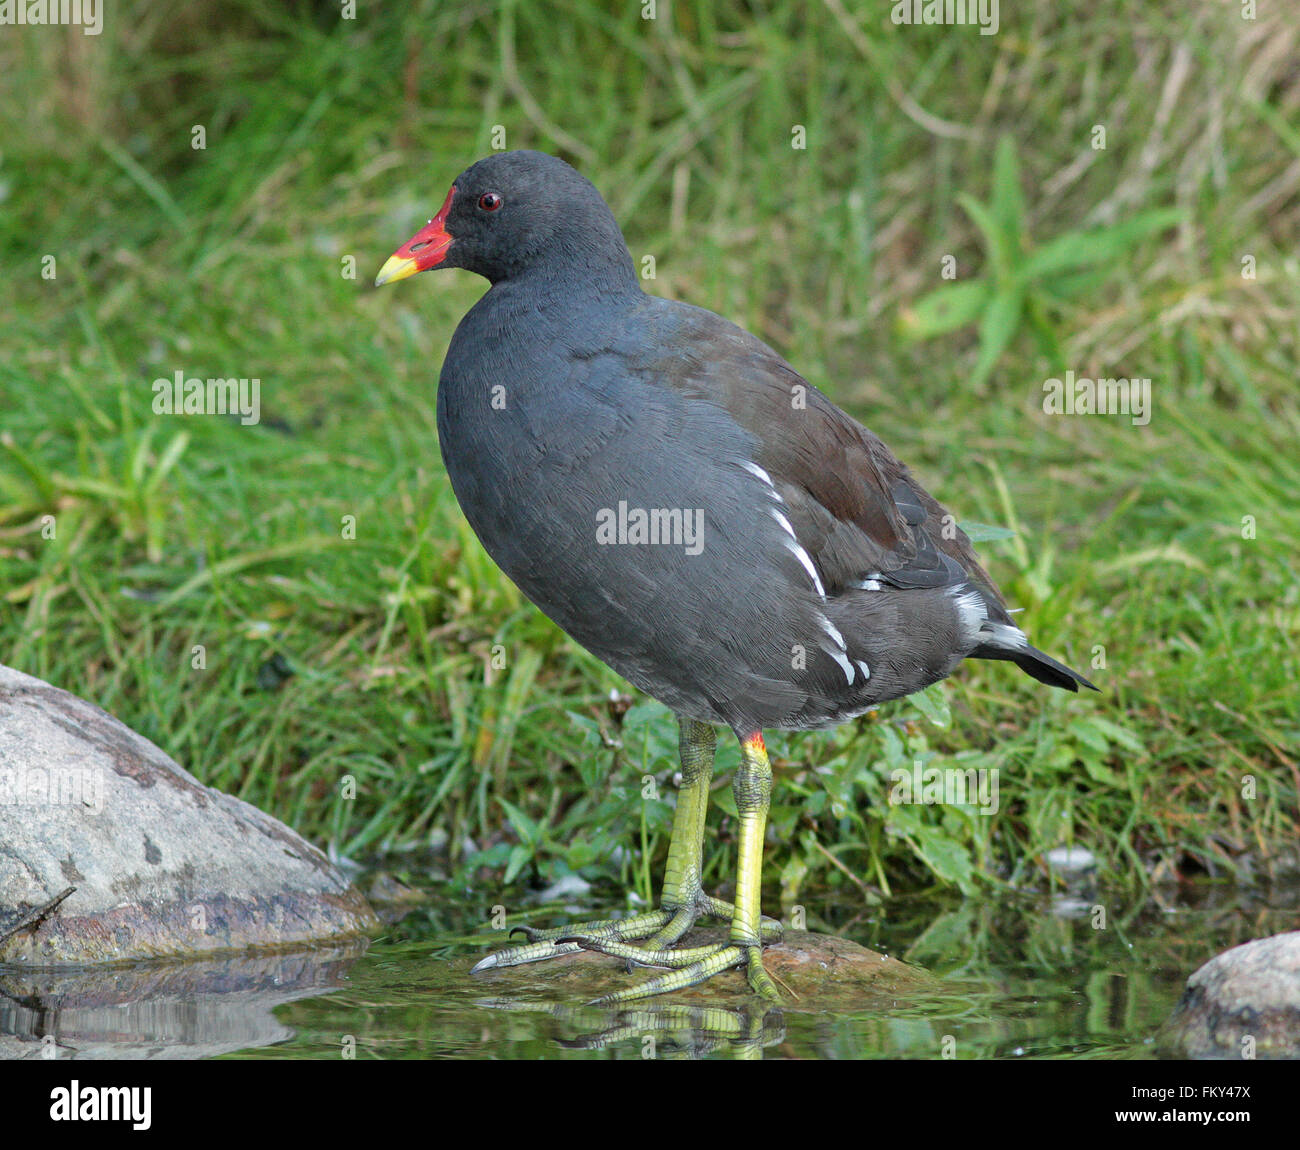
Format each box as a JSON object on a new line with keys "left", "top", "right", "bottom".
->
{"left": 1, "top": 1, "right": 1296, "bottom": 910}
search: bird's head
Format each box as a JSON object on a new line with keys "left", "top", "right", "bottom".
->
{"left": 375, "top": 150, "right": 635, "bottom": 289}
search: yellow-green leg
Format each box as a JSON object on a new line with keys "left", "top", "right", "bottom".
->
{"left": 471, "top": 718, "right": 781, "bottom": 995}
{"left": 639, "top": 717, "right": 718, "bottom": 945}
{"left": 564, "top": 730, "right": 781, "bottom": 1004}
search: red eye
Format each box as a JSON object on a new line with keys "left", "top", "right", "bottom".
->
{"left": 478, "top": 192, "right": 503, "bottom": 212}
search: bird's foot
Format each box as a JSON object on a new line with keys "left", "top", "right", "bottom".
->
{"left": 470, "top": 891, "right": 782, "bottom": 1002}
{"left": 561, "top": 936, "right": 782, "bottom": 1005}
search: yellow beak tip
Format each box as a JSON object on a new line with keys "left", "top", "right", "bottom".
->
{"left": 374, "top": 255, "right": 419, "bottom": 287}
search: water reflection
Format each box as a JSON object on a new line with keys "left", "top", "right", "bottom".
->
{"left": 0, "top": 944, "right": 367, "bottom": 1059}
{"left": 0, "top": 885, "right": 1293, "bottom": 1059}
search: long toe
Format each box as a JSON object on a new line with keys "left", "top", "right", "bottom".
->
{"left": 471, "top": 908, "right": 677, "bottom": 973}
{"left": 471, "top": 938, "right": 585, "bottom": 971}
{"left": 586, "top": 943, "right": 779, "bottom": 1005}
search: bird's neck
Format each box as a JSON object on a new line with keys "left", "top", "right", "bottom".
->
{"left": 484, "top": 250, "right": 642, "bottom": 327}
{"left": 493, "top": 208, "right": 642, "bottom": 297}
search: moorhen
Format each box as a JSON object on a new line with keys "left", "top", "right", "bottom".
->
{"left": 375, "top": 150, "right": 1096, "bottom": 1002}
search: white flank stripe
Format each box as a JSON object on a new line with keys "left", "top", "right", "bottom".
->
{"left": 824, "top": 645, "right": 855, "bottom": 684}
{"left": 771, "top": 507, "right": 797, "bottom": 540}
{"left": 817, "top": 617, "right": 854, "bottom": 684}
{"left": 785, "top": 540, "right": 826, "bottom": 599}
{"left": 820, "top": 616, "right": 848, "bottom": 651}
{"left": 739, "top": 460, "right": 783, "bottom": 501}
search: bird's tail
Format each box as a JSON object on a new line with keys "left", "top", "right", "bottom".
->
{"left": 970, "top": 639, "right": 1099, "bottom": 692}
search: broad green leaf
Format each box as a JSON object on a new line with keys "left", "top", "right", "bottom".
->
{"left": 910, "top": 684, "right": 951, "bottom": 728}
{"left": 899, "top": 280, "right": 993, "bottom": 339}
{"left": 1021, "top": 229, "right": 1098, "bottom": 278}
{"left": 566, "top": 840, "right": 599, "bottom": 869}
{"left": 970, "top": 286, "right": 1024, "bottom": 389}
{"left": 1022, "top": 209, "right": 1182, "bottom": 279}
{"left": 779, "top": 852, "right": 809, "bottom": 905}
{"left": 622, "top": 701, "right": 669, "bottom": 731}
{"left": 1038, "top": 266, "right": 1112, "bottom": 301}
{"left": 958, "top": 521, "right": 1017, "bottom": 542}
{"left": 1069, "top": 719, "right": 1111, "bottom": 754}
{"left": 914, "top": 832, "right": 975, "bottom": 888}
{"left": 504, "top": 843, "right": 532, "bottom": 885}
{"left": 1080, "top": 756, "right": 1121, "bottom": 787}
{"left": 1088, "top": 717, "right": 1146, "bottom": 753}
{"left": 565, "top": 711, "right": 604, "bottom": 747}
{"left": 498, "top": 797, "right": 539, "bottom": 846}
{"left": 991, "top": 135, "right": 1025, "bottom": 256}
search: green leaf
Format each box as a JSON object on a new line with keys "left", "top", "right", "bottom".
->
{"left": 622, "top": 701, "right": 669, "bottom": 731}
{"left": 129, "top": 424, "right": 156, "bottom": 486}
{"left": 469, "top": 842, "right": 512, "bottom": 868}
{"left": 1038, "top": 266, "right": 1112, "bottom": 301}
{"left": 909, "top": 684, "right": 951, "bottom": 728}
{"left": 1069, "top": 719, "right": 1111, "bottom": 754}
{"left": 55, "top": 476, "right": 130, "bottom": 502}
{"left": 498, "top": 797, "right": 539, "bottom": 846}
{"left": 565, "top": 711, "right": 604, "bottom": 747}
{"left": 990, "top": 135, "right": 1024, "bottom": 257}
{"left": 1022, "top": 209, "right": 1182, "bottom": 280}
{"left": 958, "top": 521, "right": 1017, "bottom": 542}
{"left": 503, "top": 843, "right": 532, "bottom": 885}
{"left": 1080, "top": 756, "right": 1121, "bottom": 787}
{"left": 914, "top": 831, "right": 975, "bottom": 888}
{"left": 970, "top": 286, "right": 1025, "bottom": 389}
{"left": 1087, "top": 717, "right": 1146, "bottom": 753}
{"left": 1020, "top": 229, "right": 1098, "bottom": 279}
{"left": 899, "top": 280, "right": 993, "bottom": 339}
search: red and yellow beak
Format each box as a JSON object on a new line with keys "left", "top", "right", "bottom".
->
{"left": 374, "top": 186, "right": 456, "bottom": 286}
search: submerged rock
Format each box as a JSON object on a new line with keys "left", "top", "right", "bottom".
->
{"left": 0, "top": 664, "right": 376, "bottom": 963}
{"left": 1162, "top": 931, "right": 1300, "bottom": 1059}
{"left": 468, "top": 926, "right": 933, "bottom": 1011}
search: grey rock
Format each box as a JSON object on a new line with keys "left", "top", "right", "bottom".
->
{"left": 1162, "top": 931, "right": 1300, "bottom": 1059}
{"left": 0, "top": 664, "right": 376, "bottom": 963}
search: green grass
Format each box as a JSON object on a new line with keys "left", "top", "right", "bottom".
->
{"left": 1, "top": 1, "right": 1296, "bottom": 909}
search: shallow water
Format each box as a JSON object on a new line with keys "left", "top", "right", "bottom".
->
{"left": 315, "top": 886, "right": 1291, "bottom": 1060}
{"left": 7, "top": 882, "right": 1288, "bottom": 1060}
{"left": 10, "top": 878, "right": 1289, "bottom": 1060}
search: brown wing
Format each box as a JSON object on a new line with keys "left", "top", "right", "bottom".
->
{"left": 640, "top": 302, "right": 1010, "bottom": 614}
